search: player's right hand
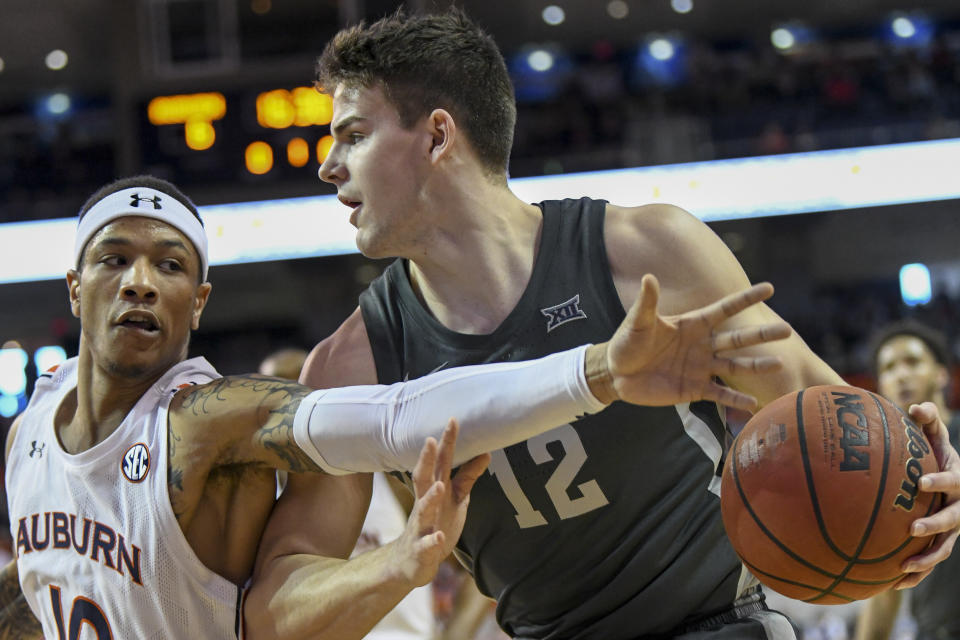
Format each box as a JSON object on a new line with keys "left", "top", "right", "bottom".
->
{"left": 589, "top": 274, "right": 791, "bottom": 412}
{"left": 388, "top": 419, "right": 489, "bottom": 588}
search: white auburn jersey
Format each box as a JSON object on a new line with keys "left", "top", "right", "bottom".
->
{"left": 6, "top": 357, "right": 245, "bottom": 640}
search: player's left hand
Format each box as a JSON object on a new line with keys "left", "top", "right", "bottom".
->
{"left": 592, "top": 274, "right": 792, "bottom": 412}
{"left": 894, "top": 401, "right": 960, "bottom": 589}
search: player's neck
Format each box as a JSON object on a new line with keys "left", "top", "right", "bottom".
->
{"left": 406, "top": 185, "right": 543, "bottom": 335}
{"left": 60, "top": 349, "right": 167, "bottom": 453}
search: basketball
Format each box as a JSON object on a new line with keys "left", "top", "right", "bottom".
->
{"left": 720, "top": 385, "right": 941, "bottom": 604}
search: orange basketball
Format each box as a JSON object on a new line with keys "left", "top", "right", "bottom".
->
{"left": 720, "top": 385, "right": 940, "bottom": 604}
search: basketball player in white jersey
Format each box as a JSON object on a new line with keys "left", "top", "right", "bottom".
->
{"left": 0, "top": 175, "right": 797, "bottom": 639}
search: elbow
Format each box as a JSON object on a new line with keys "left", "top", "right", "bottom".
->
{"left": 242, "top": 586, "right": 275, "bottom": 640}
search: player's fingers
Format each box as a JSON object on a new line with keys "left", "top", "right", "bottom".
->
{"left": 412, "top": 480, "right": 445, "bottom": 530}
{"left": 712, "top": 356, "right": 783, "bottom": 379}
{"left": 901, "top": 528, "right": 958, "bottom": 574}
{"left": 451, "top": 453, "right": 491, "bottom": 503}
{"left": 918, "top": 470, "right": 960, "bottom": 496}
{"left": 412, "top": 437, "right": 439, "bottom": 498}
{"left": 909, "top": 496, "right": 960, "bottom": 536}
{"left": 703, "top": 382, "right": 759, "bottom": 413}
{"left": 435, "top": 419, "right": 459, "bottom": 482}
{"left": 699, "top": 282, "right": 775, "bottom": 326}
{"left": 623, "top": 274, "right": 660, "bottom": 333}
{"left": 412, "top": 530, "right": 445, "bottom": 560}
{"left": 894, "top": 568, "right": 931, "bottom": 590}
{"left": 909, "top": 401, "right": 944, "bottom": 431}
{"left": 711, "top": 323, "right": 791, "bottom": 352}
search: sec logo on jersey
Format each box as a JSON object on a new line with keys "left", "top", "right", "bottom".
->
{"left": 121, "top": 443, "right": 151, "bottom": 483}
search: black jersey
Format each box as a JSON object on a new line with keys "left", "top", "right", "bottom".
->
{"left": 360, "top": 197, "right": 746, "bottom": 639}
{"left": 910, "top": 413, "right": 960, "bottom": 639}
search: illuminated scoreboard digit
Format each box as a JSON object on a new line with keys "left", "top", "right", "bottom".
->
{"left": 147, "top": 88, "right": 336, "bottom": 175}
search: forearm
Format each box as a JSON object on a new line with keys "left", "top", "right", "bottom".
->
{"left": 293, "top": 344, "right": 606, "bottom": 474}
{"left": 0, "top": 563, "right": 42, "bottom": 639}
{"left": 853, "top": 590, "right": 900, "bottom": 640}
{"left": 245, "top": 545, "right": 417, "bottom": 640}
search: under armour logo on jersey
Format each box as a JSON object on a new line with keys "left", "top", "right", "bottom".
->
{"left": 129, "top": 193, "right": 162, "bottom": 209}
{"left": 540, "top": 295, "right": 587, "bottom": 332}
{"left": 121, "top": 443, "right": 151, "bottom": 482}
{"left": 29, "top": 441, "right": 45, "bottom": 458}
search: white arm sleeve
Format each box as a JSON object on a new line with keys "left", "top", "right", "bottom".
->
{"left": 292, "top": 345, "right": 607, "bottom": 475}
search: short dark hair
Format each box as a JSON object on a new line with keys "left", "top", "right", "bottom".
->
{"left": 316, "top": 8, "right": 516, "bottom": 180}
{"left": 869, "top": 319, "right": 951, "bottom": 375}
{"left": 77, "top": 175, "right": 204, "bottom": 281}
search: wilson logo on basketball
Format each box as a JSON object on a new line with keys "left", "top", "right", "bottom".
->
{"left": 833, "top": 391, "right": 870, "bottom": 472}
{"left": 121, "top": 443, "right": 150, "bottom": 483}
{"left": 893, "top": 416, "right": 931, "bottom": 512}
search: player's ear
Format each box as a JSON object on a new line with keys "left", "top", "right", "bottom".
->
{"left": 191, "top": 282, "right": 212, "bottom": 330}
{"left": 66, "top": 269, "right": 81, "bottom": 318}
{"left": 427, "top": 108, "right": 456, "bottom": 164}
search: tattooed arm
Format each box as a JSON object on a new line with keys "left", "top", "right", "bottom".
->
{"left": 168, "top": 374, "right": 322, "bottom": 473}
{"left": 168, "top": 346, "right": 606, "bottom": 478}
{"left": 0, "top": 562, "right": 42, "bottom": 639}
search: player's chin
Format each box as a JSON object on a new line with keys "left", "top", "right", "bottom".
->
{"left": 354, "top": 231, "right": 392, "bottom": 260}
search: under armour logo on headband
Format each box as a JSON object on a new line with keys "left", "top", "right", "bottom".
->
{"left": 130, "top": 193, "right": 163, "bottom": 209}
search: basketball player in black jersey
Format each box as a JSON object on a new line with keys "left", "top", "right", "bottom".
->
{"left": 856, "top": 321, "right": 960, "bottom": 640}
{"left": 290, "top": 9, "right": 960, "bottom": 640}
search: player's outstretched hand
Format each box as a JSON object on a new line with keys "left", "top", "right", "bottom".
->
{"left": 893, "top": 401, "right": 960, "bottom": 588}
{"left": 588, "top": 274, "right": 791, "bottom": 412}
{"left": 389, "top": 419, "right": 490, "bottom": 588}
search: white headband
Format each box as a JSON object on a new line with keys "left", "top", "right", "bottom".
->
{"left": 75, "top": 188, "right": 209, "bottom": 282}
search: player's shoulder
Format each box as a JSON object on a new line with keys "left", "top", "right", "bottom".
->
{"left": 604, "top": 202, "right": 705, "bottom": 240}
{"left": 603, "top": 201, "right": 718, "bottom": 273}
{"left": 301, "top": 307, "right": 377, "bottom": 389}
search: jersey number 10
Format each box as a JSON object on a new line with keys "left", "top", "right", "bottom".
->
{"left": 49, "top": 585, "right": 112, "bottom": 640}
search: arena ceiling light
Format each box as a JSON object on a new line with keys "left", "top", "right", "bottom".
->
{"left": 541, "top": 5, "right": 565, "bottom": 26}
{"left": 770, "top": 22, "right": 815, "bottom": 54}
{"left": 671, "top": 0, "right": 693, "bottom": 15}
{"left": 635, "top": 34, "right": 687, "bottom": 87}
{"left": 606, "top": 1, "right": 629, "bottom": 20}
{"left": 770, "top": 27, "right": 796, "bottom": 51}
{"left": 45, "top": 93, "right": 71, "bottom": 116}
{"left": 885, "top": 11, "right": 933, "bottom": 48}
{"left": 44, "top": 49, "right": 68, "bottom": 70}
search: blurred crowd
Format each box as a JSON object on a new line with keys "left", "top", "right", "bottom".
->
{"left": 3, "top": 27, "right": 960, "bottom": 220}
{"left": 511, "top": 31, "right": 960, "bottom": 175}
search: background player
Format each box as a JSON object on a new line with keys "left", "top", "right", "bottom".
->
{"left": 855, "top": 320, "right": 960, "bottom": 640}
{"left": 294, "top": 9, "right": 960, "bottom": 639}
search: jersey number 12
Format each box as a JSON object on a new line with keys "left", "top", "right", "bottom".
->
{"left": 488, "top": 424, "right": 609, "bottom": 528}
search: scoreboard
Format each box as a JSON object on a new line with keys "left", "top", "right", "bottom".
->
{"left": 141, "top": 87, "right": 335, "bottom": 184}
